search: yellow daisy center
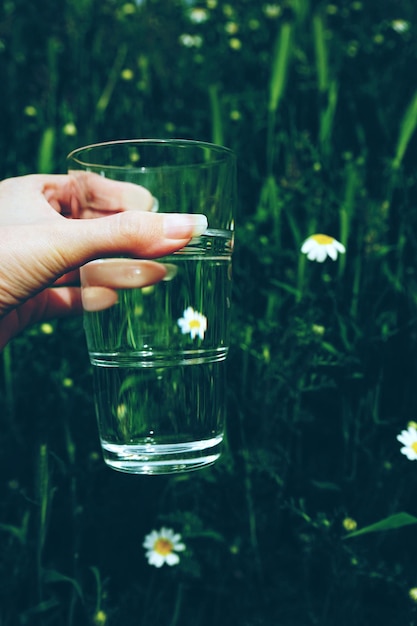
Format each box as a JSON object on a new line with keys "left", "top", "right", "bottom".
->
{"left": 189, "top": 319, "right": 202, "bottom": 328}
{"left": 312, "top": 234, "right": 334, "bottom": 245}
{"left": 411, "top": 442, "right": 417, "bottom": 453}
{"left": 154, "top": 538, "right": 174, "bottom": 556}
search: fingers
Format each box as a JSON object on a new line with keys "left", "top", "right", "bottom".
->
{"left": 80, "top": 259, "right": 168, "bottom": 312}
{"left": 58, "top": 210, "right": 208, "bottom": 265}
{"left": 81, "top": 287, "right": 118, "bottom": 312}
{"left": 81, "top": 258, "right": 167, "bottom": 288}
{"left": 45, "top": 172, "right": 156, "bottom": 218}
{"left": 0, "top": 287, "right": 83, "bottom": 349}
{"left": 41, "top": 286, "right": 83, "bottom": 317}
{"left": 53, "top": 270, "right": 80, "bottom": 286}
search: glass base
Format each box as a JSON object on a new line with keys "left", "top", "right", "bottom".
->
{"left": 100, "top": 435, "right": 223, "bottom": 475}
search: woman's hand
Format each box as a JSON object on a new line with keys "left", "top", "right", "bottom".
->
{"left": 0, "top": 173, "right": 207, "bottom": 348}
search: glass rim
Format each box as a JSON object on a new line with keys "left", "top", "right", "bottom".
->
{"left": 67, "top": 138, "right": 235, "bottom": 171}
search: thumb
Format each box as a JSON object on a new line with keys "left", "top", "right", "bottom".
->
{"left": 57, "top": 210, "right": 208, "bottom": 268}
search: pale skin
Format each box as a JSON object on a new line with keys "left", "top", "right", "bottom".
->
{"left": 0, "top": 173, "right": 208, "bottom": 349}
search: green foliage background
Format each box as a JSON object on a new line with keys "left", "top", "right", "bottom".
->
{"left": 2, "top": 0, "right": 417, "bottom": 624}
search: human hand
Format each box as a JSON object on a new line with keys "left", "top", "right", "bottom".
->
{"left": 0, "top": 173, "right": 207, "bottom": 348}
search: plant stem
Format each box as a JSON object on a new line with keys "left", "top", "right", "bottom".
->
{"left": 2, "top": 344, "right": 21, "bottom": 443}
{"left": 208, "top": 84, "right": 223, "bottom": 146}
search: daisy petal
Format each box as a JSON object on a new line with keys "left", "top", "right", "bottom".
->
{"left": 147, "top": 552, "right": 165, "bottom": 567}
{"left": 326, "top": 245, "right": 338, "bottom": 260}
{"left": 301, "top": 239, "right": 315, "bottom": 254}
{"left": 334, "top": 240, "right": 346, "bottom": 253}
{"left": 166, "top": 553, "right": 180, "bottom": 566}
{"left": 315, "top": 247, "right": 328, "bottom": 262}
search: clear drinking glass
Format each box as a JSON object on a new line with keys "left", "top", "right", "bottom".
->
{"left": 67, "top": 139, "right": 236, "bottom": 474}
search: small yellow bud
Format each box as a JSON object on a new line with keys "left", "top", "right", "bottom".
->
{"left": 225, "top": 22, "right": 239, "bottom": 35}
{"left": 62, "top": 122, "right": 77, "bottom": 136}
{"left": 93, "top": 610, "right": 107, "bottom": 625}
{"left": 312, "top": 324, "right": 325, "bottom": 336}
{"left": 24, "top": 105, "right": 38, "bottom": 117}
{"left": 229, "top": 38, "right": 242, "bottom": 50}
{"left": 230, "top": 110, "right": 242, "bottom": 121}
{"left": 263, "top": 4, "right": 281, "bottom": 19}
{"left": 117, "top": 404, "right": 128, "bottom": 420}
{"left": 262, "top": 345, "right": 271, "bottom": 364}
{"left": 121, "top": 68, "right": 134, "bottom": 81}
{"left": 40, "top": 323, "right": 54, "bottom": 335}
{"left": 342, "top": 517, "right": 358, "bottom": 532}
{"left": 122, "top": 3, "right": 136, "bottom": 15}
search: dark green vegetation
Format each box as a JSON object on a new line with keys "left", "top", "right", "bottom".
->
{"left": 2, "top": 0, "right": 417, "bottom": 624}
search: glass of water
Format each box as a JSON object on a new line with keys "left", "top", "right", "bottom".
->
{"left": 67, "top": 139, "right": 236, "bottom": 474}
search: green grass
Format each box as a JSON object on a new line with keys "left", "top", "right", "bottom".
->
{"left": 2, "top": 0, "right": 417, "bottom": 624}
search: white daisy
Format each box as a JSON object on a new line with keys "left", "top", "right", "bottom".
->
{"left": 178, "top": 306, "right": 207, "bottom": 340}
{"left": 263, "top": 4, "right": 282, "bottom": 19}
{"left": 301, "top": 234, "right": 346, "bottom": 262}
{"left": 391, "top": 19, "right": 410, "bottom": 34}
{"left": 397, "top": 426, "right": 417, "bottom": 460}
{"left": 188, "top": 7, "right": 209, "bottom": 23}
{"left": 143, "top": 527, "right": 186, "bottom": 568}
{"left": 179, "top": 33, "right": 203, "bottom": 48}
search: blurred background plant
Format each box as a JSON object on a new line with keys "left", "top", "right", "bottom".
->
{"left": 2, "top": 0, "right": 417, "bottom": 624}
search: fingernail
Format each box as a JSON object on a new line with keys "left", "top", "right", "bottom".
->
{"left": 163, "top": 214, "right": 208, "bottom": 239}
{"left": 151, "top": 196, "right": 159, "bottom": 212}
{"left": 161, "top": 263, "right": 178, "bottom": 281}
{"left": 82, "top": 286, "right": 119, "bottom": 312}
{"left": 81, "top": 259, "right": 167, "bottom": 288}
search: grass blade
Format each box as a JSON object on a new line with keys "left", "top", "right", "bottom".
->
{"left": 345, "top": 512, "right": 417, "bottom": 538}
{"left": 392, "top": 89, "right": 417, "bottom": 169}
{"left": 268, "top": 21, "right": 293, "bottom": 113}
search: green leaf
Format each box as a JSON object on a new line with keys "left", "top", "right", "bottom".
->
{"left": 269, "top": 279, "right": 301, "bottom": 298}
{"left": 37, "top": 127, "right": 56, "bottom": 174}
{"left": 43, "top": 569, "right": 84, "bottom": 601}
{"left": 19, "top": 597, "right": 60, "bottom": 621}
{"left": 321, "top": 341, "right": 340, "bottom": 356}
{"left": 268, "top": 22, "right": 293, "bottom": 112}
{"left": 345, "top": 512, "right": 417, "bottom": 538}
{"left": 393, "top": 89, "right": 417, "bottom": 169}
{"left": 0, "top": 511, "right": 30, "bottom": 545}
